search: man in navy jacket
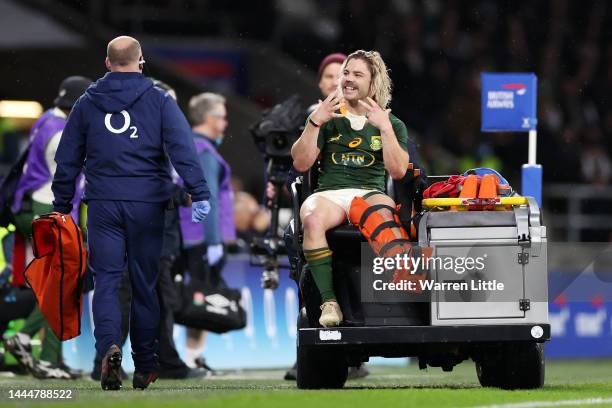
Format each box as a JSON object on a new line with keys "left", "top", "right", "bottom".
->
{"left": 51, "top": 36, "right": 211, "bottom": 391}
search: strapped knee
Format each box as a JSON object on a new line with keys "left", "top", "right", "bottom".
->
{"left": 349, "top": 196, "right": 428, "bottom": 291}
{"left": 348, "top": 196, "right": 410, "bottom": 256}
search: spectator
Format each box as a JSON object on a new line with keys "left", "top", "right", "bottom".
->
{"left": 178, "top": 92, "right": 236, "bottom": 372}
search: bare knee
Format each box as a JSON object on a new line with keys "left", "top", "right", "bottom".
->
{"left": 300, "top": 196, "right": 346, "bottom": 244}
{"left": 302, "top": 212, "right": 325, "bottom": 235}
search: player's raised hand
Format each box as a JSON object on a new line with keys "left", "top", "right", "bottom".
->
{"left": 310, "top": 90, "right": 344, "bottom": 126}
{"left": 359, "top": 97, "right": 392, "bottom": 131}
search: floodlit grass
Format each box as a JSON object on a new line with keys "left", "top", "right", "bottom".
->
{"left": 1, "top": 360, "right": 612, "bottom": 408}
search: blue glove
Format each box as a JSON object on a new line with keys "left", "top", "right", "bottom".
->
{"left": 191, "top": 200, "right": 211, "bottom": 223}
{"left": 206, "top": 244, "right": 224, "bottom": 266}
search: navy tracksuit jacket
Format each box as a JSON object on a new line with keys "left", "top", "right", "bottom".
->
{"left": 52, "top": 72, "right": 210, "bottom": 372}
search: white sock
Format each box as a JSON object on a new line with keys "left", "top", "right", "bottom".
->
{"left": 184, "top": 345, "right": 205, "bottom": 369}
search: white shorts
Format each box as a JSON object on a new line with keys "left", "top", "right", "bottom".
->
{"left": 307, "top": 188, "right": 381, "bottom": 216}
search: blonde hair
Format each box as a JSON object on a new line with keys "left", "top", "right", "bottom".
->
{"left": 341, "top": 50, "right": 392, "bottom": 109}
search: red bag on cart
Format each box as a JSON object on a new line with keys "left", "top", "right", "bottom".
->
{"left": 423, "top": 175, "right": 467, "bottom": 198}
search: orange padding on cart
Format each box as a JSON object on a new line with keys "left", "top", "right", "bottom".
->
{"left": 458, "top": 173, "right": 502, "bottom": 199}
{"left": 478, "top": 174, "right": 499, "bottom": 199}
{"left": 459, "top": 175, "right": 479, "bottom": 198}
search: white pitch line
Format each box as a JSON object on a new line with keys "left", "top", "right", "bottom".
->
{"left": 472, "top": 397, "right": 612, "bottom": 408}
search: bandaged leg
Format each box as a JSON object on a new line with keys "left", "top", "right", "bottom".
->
{"left": 349, "top": 195, "right": 425, "bottom": 291}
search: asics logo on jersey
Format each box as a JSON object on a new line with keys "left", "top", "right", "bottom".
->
{"left": 348, "top": 137, "right": 363, "bottom": 148}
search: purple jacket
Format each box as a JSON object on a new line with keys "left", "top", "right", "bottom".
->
{"left": 12, "top": 109, "right": 83, "bottom": 221}
{"left": 179, "top": 134, "right": 235, "bottom": 246}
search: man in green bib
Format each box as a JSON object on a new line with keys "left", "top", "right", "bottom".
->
{"left": 291, "top": 50, "right": 411, "bottom": 327}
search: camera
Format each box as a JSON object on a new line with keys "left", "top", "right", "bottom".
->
{"left": 250, "top": 94, "right": 304, "bottom": 161}
{"left": 249, "top": 95, "right": 304, "bottom": 289}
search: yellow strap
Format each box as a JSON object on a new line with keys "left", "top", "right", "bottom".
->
{"left": 0, "top": 226, "right": 12, "bottom": 269}
{"left": 422, "top": 196, "right": 528, "bottom": 208}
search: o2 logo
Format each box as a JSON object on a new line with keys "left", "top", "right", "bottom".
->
{"left": 104, "top": 110, "right": 138, "bottom": 139}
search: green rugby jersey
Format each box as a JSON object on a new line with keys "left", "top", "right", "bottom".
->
{"left": 315, "top": 113, "right": 408, "bottom": 192}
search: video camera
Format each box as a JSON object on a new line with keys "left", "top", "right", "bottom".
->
{"left": 250, "top": 94, "right": 304, "bottom": 162}
{"left": 249, "top": 95, "right": 305, "bottom": 289}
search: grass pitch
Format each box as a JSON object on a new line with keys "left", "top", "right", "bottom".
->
{"left": 1, "top": 360, "right": 612, "bottom": 408}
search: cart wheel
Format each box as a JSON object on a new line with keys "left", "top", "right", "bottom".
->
{"left": 475, "top": 358, "right": 502, "bottom": 388}
{"left": 476, "top": 342, "right": 544, "bottom": 390}
{"left": 297, "top": 344, "right": 348, "bottom": 389}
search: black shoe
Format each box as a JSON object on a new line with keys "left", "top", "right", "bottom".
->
{"left": 133, "top": 371, "right": 158, "bottom": 389}
{"left": 100, "top": 345, "right": 122, "bottom": 390}
{"left": 347, "top": 364, "right": 370, "bottom": 380}
{"left": 194, "top": 357, "right": 216, "bottom": 376}
{"left": 91, "top": 364, "right": 128, "bottom": 381}
{"left": 4, "top": 333, "right": 36, "bottom": 374}
{"left": 284, "top": 362, "right": 297, "bottom": 380}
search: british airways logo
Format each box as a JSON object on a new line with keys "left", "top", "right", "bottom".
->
{"left": 575, "top": 296, "right": 607, "bottom": 337}
{"left": 502, "top": 83, "right": 527, "bottom": 96}
{"left": 486, "top": 83, "right": 528, "bottom": 110}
